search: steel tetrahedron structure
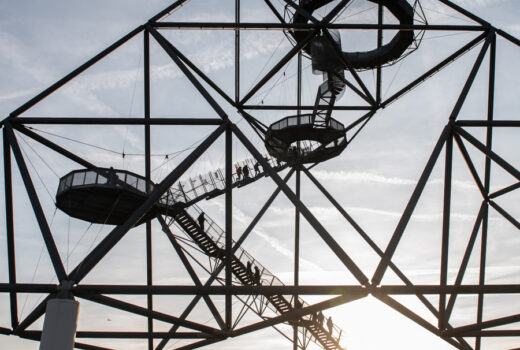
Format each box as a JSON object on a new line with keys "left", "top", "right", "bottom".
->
{"left": 1, "top": 0, "right": 520, "bottom": 349}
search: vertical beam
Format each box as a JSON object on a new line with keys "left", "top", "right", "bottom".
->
{"left": 439, "top": 129, "right": 453, "bottom": 330}
{"left": 235, "top": 0, "right": 240, "bottom": 104}
{"left": 376, "top": 3, "right": 383, "bottom": 105}
{"left": 476, "top": 207, "right": 488, "bottom": 350}
{"left": 293, "top": 168, "right": 301, "bottom": 350}
{"left": 225, "top": 124, "right": 233, "bottom": 329}
{"left": 373, "top": 125, "right": 450, "bottom": 285}
{"left": 293, "top": 51, "right": 302, "bottom": 350}
{"left": 4, "top": 123, "right": 67, "bottom": 282}
{"left": 3, "top": 129, "right": 18, "bottom": 328}
{"left": 144, "top": 28, "right": 153, "bottom": 350}
{"left": 476, "top": 29, "right": 496, "bottom": 350}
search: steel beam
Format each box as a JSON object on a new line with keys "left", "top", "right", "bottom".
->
{"left": 4, "top": 123, "right": 67, "bottom": 281}
{"left": 3, "top": 129, "right": 18, "bottom": 328}
{"left": 76, "top": 293, "right": 221, "bottom": 335}
{"left": 439, "top": 129, "right": 453, "bottom": 330}
{"left": 144, "top": 28, "right": 153, "bottom": 350}
{"left": 10, "top": 117, "right": 224, "bottom": 125}
{"left": 152, "top": 22, "right": 487, "bottom": 31}
{"left": 21, "top": 330, "right": 211, "bottom": 339}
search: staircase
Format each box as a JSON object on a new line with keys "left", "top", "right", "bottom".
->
{"left": 312, "top": 71, "right": 346, "bottom": 127}
{"left": 168, "top": 205, "right": 346, "bottom": 350}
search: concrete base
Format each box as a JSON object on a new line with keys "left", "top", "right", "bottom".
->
{"left": 39, "top": 298, "right": 79, "bottom": 350}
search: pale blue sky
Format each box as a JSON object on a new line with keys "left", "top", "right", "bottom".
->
{"left": 1, "top": 0, "right": 520, "bottom": 349}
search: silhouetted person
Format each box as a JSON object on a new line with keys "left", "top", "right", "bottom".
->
{"left": 108, "top": 167, "right": 116, "bottom": 184}
{"left": 236, "top": 166, "right": 242, "bottom": 180}
{"left": 246, "top": 261, "right": 253, "bottom": 277}
{"left": 197, "top": 212, "right": 205, "bottom": 232}
{"left": 318, "top": 311, "right": 324, "bottom": 326}
{"left": 253, "top": 162, "right": 260, "bottom": 176}
{"left": 243, "top": 165, "right": 250, "bottom": 178}
{"left": 254, "top": 266, "right": 261, "bottom": 283}
{"left": 327, "top": 316, "right": 333, "bottom": 334}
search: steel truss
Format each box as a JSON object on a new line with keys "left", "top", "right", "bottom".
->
{"left": 1, "top": 0, "right": 520, "bottom": 349}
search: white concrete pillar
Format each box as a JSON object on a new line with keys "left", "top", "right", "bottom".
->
{"left": 39, "top": 298, "right": 80, "bottom": 350}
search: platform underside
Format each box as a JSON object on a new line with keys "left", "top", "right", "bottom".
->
{"left": 56, "top": 185, "right": 159, "bottom": 226}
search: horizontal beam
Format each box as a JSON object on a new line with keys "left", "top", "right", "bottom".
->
{"left": 444, "top": 313, "right": 520, "bottom": 336}
{"left": 378, "top": 284, "right": 520, "bottom": 294}
{"left": 76, "top": 293, "right": 220, "bottom": 335}
{"left": 10, "top": 117, "right": 224, "bottom": 125}
{"left": 4, "top": 284, "right": 504, "bottom": 295}
{"left": 73, "top": 285, "right": 367, "bottom": 295}
{"left": 154, "top": 22, "right": 486, "bottom": 31}
{"left": 457, "top": 120, "right": 520, "bottom": 127}
{"left": 20, "top": 330, "right": 211, "bottom": 339}
{"left": 457, "top": 330, "right": 520, "bottom": 337}
{"left": 242, "top": 105, "right": 374, "bottom": 111}
{"left": 0, "top": 283, "right": 57, "bottom": 293}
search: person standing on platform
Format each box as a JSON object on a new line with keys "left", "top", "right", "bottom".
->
{"left": 254, "top": 266, "right": 261, "bottom": 283}
{"left": 236, "top": 166, "right": 242, "bottom": 180}
{"left": 254, "top": 162, "right": 260, "bottom": 176}
{"left": 243, "top": 164, "right": 250, "bottom": 178}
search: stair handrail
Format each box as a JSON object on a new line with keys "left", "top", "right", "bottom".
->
{"left": 181, "top": 203, "right": 345, "bottom": 347}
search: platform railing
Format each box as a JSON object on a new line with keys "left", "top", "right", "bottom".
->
{"left": 57, "top": 168, "right": 153, "bottom": 196}
{"left": 162, "top": 153, "right": 287, "bottom": 206}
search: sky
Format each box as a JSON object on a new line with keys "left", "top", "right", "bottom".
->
{"left": 1, "top": 0, "right": 520, "bottom": 349}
